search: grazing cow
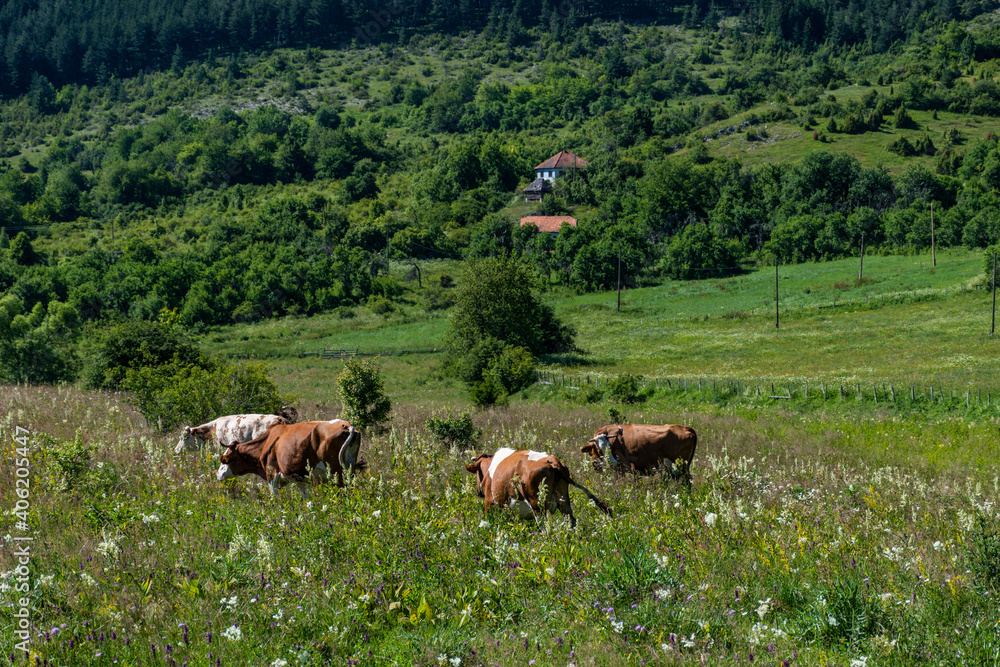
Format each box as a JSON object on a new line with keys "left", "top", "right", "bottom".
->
{"left": 174, "top": 413, "right": 294, "bottom": 455}
{"left": 465, "top": 448, "right": 612, "bottom": 526}
{"left": 582, "top": 424, "right": 697, "bottom": 481}
{"left": 216, "top": 420, "right": 364, "bottom": 494}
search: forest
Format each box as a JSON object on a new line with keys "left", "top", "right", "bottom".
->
{"left": 4, "top": 3, "right": 1000, "bottom": 385}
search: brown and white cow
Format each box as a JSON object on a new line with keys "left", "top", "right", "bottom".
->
{"left": 216, "top": 420, "right": 364, "bottom": 494}
{"left": 174, "top": 408, "right": 299, "bottom": 454}
{"left": 465, "top": 448, "right": 612, "bottom": 527}
{"left": 582, "top": 423, "right": 697, "bottom": 481}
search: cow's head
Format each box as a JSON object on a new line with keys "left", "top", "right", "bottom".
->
{"left": 465, "top": 454, "right": 492, "bottom": 497}
{"left": 279, "top": 406, "right": 299, "bottom": 423}
{"left": 175, "top": 426, "right": 204, "bottom": 455}
{"left": 581, "top": 427, "right": 623, "bottom": 467}
{"left": 217, "top": 444, "right": 261, "bottom": 481}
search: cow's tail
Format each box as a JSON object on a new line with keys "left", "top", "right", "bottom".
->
{"left": 338, "top": 426, "right": 367, "bottom": 473}
{"left": 561, "top": 468, "right": 612, "bottom": 516}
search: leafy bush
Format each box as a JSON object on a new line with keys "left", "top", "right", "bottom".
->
{"left": 123, "top": 360, "right": 285, "bottom": 431}
{"left": 469, "top": 375, "right": 507, "bottom": 407}
{"left": 484, "top": 345, "right": 536, "bottom": 394}
{"left": 336, "top": 357, "right": 392, "bottom": 432}
{"left": 425, "top": 412, "right": 482, "bottom": 449}
{"left": 606, "top": 374, "right": 644, "bottom": 404}
{"left": 887, "top": 136, "right": 917, "bottom": 157}
{"left": 82, "top": 318, "right": 202, "bottom": 390}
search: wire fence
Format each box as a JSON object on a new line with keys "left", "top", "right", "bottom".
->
{"left": 536, "top": 370, "right": 1000, "bottom": 413}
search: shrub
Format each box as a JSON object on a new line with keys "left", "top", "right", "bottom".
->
{"left": 336, "top": 357, "right": 392, "bottom": 432}
{"left": 485, "top": 345, "right": 536, "bottom": 394}
{"left": 469, "top": 375, "right": 507, "bottom": 407}
{"left": 123, "top": 360, "right": 285, "bottom": 431}
{"left": 425, "top": 412, "right": 482, "bottom": 449}
{"left": 887, "top": 136, "right": 917, "bottom": 157}
{"left": 606, "top": 374, "right": 644, "bottom": 404}
{"left": 82, "top": 318, "right": 202, "bottom": 390}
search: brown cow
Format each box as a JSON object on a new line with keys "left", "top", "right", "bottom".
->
{"left": 465, "top": 448, "right": 612, "bottom": 527}
{"left": 582, "top": 424, "right": 697, "bottom": 482}
{"left": 216, "top": 420, "right": 364, "bottom": 494}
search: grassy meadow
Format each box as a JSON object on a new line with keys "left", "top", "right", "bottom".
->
{"left": 4, "top": 250, "right": 1000, "bottom": 665}
{"left": 3, "top": 382, "right": 1000, "bottom": 666}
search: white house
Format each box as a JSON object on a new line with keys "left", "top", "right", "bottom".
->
{"left": 534, "top": 150, "right": 589, "bottom": 183}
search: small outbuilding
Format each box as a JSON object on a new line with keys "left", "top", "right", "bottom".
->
{"left": 522, "top": 178, "right": 553, "bottom": 202}
{"left": 519, "top": 215, "right": 578, "bottom": 235}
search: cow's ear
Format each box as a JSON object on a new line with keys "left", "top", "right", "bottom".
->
{"left": 581, "top": 443, "right": 599, "bottom": 457}
{"left": 464, "top": 462, "right": 480, "bottom": 473}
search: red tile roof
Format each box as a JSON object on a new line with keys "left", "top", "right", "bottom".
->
{"left": 534, "top": 151, "right": 589, "bottom": 170}
{"left": 519, "top": 215, "right": 578, "bottom": 233}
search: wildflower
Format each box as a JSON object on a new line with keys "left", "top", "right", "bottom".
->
{"left": 450, "top": 658, "right": 461, "bottom": 667}
{"left": 611, "top": 620, "right": 624, "bottom": 634}
{"left": 221, "top": 625, "right": 242, "bottom": 641}
{"left": 437, "top": 655, "right": 447, "bottom": 664}
{"left": 850, "top": 658, "right": 868, "bottom": 667}
{"left": 828, "top": 615, "right": 838, "bottom": 626}
{"left": 756, "top": 598, "right": 771, "bottom": 619}
{"left": 271, "top": 660, "right": 289, "bottom": 667}
{"left": 372, "top": 510, "right": 381, "bottom": 518}
{"left": 653, "top": 588, "right": 672, "bottom": 601}
{"left": 704, "top": 513, "right": 717, "bottom": 527}
{"left": 141, "top": 514, "right": 160, "bottom": 524}
{"left": 80, "top": 573, "right": 98, "bottom": 587}
{"left": 545, "top": 567, "right": 555, "bottom": 577}
{"left": 933, "top": 541, "right": 943, "bottom": 551}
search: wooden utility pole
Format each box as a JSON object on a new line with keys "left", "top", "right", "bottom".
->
{"left": 931, "top": 202, "right": 936, "bottom": 267}
{"left": 775, "top": 255, "right": 779, "bottom": 329}
{"left": 858, "top": 232, "right": 865, "bottom": 281}
{"left": 616, "top": 250, "right": 622, "bottom": 312}
{"left": 992, "top": 252, "right": 997, "bottom": 336}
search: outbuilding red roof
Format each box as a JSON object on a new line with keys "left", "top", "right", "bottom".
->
{"left": 519, "top": 215, "right": 578, "bottom": 233}
{"left": 534, "top": 151, "right": 589, "bottom": 170}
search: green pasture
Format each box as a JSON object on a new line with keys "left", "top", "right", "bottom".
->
{"left": 200, "top": 249, "right": 1000, "bottom": 411}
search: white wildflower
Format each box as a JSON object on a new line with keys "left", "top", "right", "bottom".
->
{"left": 449, "top": 658, "right": 461, "bottom": 667}
{"left": 654, "top": 588, "right": 672, "bottom": 601}
{"left": 704, "top": 513, "right": 717, "bottom": 527}
{"left": 80, "top": 573, "right": 98, "bottom": 587}
{"left": 545, "top": 567, "right": 555, "bottom": 577}
{"left": 437, "top": 654, "right": 448, "bottom": 665}
{"left": 372, "top": 510, "right": 381, "bottom": 518}
{"left": 478, "top": 520, "right": 490, "bottom": 528}
{"left": 141, "top": 514, "right": 160, "bottom": 524}
{"left": 271, "top": 660, "right": 289, "bottom": 667}
{"left": 611, "top": 619, "right": 624, "bottom": 634}
{"left": 932, "top": 541, "right": 943, "bottom": 552}
{"left": 828, "top": 614, "right": 838, "bottom": 626}
{"left": 756, "top": 598, "right": 771, "bottom": 619}
{"left": 221, "top": 624, "right": 242, "bottom": 641}
{"left": 681, "top": 634, "right": 696, "bottom": 648}
{"left": 850, "top": 657, "right": 868, "bottom": 667}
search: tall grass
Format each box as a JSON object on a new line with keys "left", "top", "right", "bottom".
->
{"left": 3, "top": 386, "right": 999, "bottom": 664}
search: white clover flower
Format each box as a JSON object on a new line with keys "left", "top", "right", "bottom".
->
{"left": 704, "top": 513, "right": 717, "bottom": 527}
{"left": 933, "top": 541, "right": 943, "bottom": 551}
{"left": 372, "top": 510, "right": 381, "bottom": 518}
{"left": 611, "top": 619, "right": 624, "bottom": 634}
{"left": 141, "top": 514, "right": 160, "bottom": 524}
{"left": 222, "top": 625, "right": 242, "bottom": 641}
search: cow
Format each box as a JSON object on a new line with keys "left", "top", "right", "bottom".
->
{"left": 216, "top": 420, "right": 364, "bottom": 494}
{"left": 174, "top": 408, "right": 299, "bottom": 455}
{"left": 582, "top": 423, "right": 697, "bottom": 483}
{"left": 465, "top": 448, "right": 612, "bottom": 527}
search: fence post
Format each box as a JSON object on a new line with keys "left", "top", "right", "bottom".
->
{"left": 890, "top": 384, "right": 895, "bottom": 402}
{"left": 873, "top": 385, "right": 878, "bottom": 404}
{"left": 911, "top": 385, "right": 915, "bottom": 401}
{"left": 821, "top": 382, "right": 826, "bottom": 399}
